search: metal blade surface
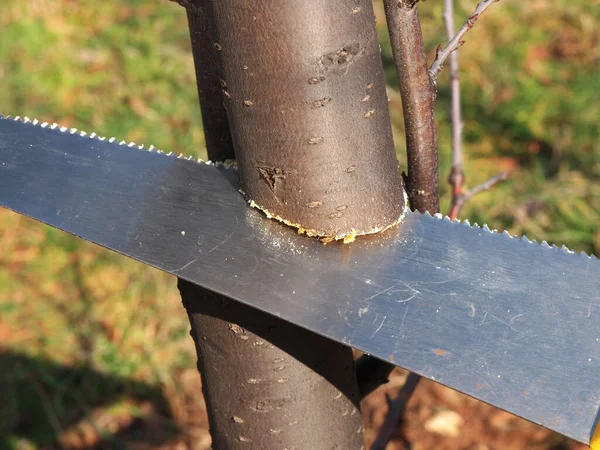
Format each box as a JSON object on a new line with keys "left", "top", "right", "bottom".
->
{"left": 1, "top": 116, "right": 599, "bottom": 444}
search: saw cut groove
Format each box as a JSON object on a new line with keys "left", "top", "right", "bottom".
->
{"left": 241, "top": 188, "right": 410, "bottom": 244}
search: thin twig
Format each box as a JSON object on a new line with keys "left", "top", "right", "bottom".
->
{"left": 449, "top": 172, "right": 509, "bottom": 220}
{"left": 444, "top": 0, "right": 465, "bottom": 209}
{"left": 370, "top": 372, "right": 420, "bottom": 450}
{"left": 442, "top": 0, "right": 506, "bottom": 220}
{"left": 429, "top": 0, "right": 500, "bottom": 82}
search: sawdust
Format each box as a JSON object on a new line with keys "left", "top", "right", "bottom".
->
{"left": 241, "top": 189, "right": 410, "bottom": 245}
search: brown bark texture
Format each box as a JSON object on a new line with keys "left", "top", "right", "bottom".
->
{"left": 179, "top": 281, "right": 364, "bottom": 450}
{"left": 211, "top": 0, "right": 405, "bottom": 240}
{"left": 384, "top": 0, "right": 439, "bottom": 213}
{"left": 185, "top": 4, "right": 235, "bottom": 161}
{"left": 174, "top": 0, "right": 407, "bottom": 448}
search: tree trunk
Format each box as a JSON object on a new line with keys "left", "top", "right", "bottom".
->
{"left": 184, "top": 2, "right": 235, "bottom": 162}
{"left": 175, "top": 0, "right": 405, "bottom": 448}
{"left": 213, "top": 0, "right": 405, "bottom": 239}
{"left": 179, "top": 283, "right": 364, "bottom": 449}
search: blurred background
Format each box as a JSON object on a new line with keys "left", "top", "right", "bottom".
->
{"left": 0, "top": 0, "right": 598, "bottom": 448}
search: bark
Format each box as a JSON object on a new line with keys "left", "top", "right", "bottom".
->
{"left": 383, "top": 0, "right": 439, "bottom": 213}
{"left": 175, "top": 0, "right": 409, "bottom": 448}
{"left": 184, "top": 2, "right": 234, "bottom": 161}
{"left": 179, "top": 282, "right": 364, "bottom": 450}
{"left": 212, "top": 0, "right": 405, "bottom": 240}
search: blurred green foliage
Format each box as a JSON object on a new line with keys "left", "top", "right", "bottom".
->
{"left": 0, "top": 0, "right": 598, "bottom": 448}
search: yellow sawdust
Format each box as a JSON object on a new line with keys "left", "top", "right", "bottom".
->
{"left": 244, "top": 191, "right": 409, "bottom": 245}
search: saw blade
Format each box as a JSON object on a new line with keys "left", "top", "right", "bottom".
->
{"left": 1, "top": 115, "right": 599, "bottom": 444}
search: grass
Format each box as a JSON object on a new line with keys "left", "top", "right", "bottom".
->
{"left": 0, "top": 0, "right": 598, "bottom": 448}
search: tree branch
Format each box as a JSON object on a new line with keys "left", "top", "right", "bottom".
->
{"left": 442, "top": 0, "right": 506, "bottom": 220}
{"left": 444, "top": 0, "right": 465, "bottom": 208}
{"left": 429, "top": 0, "right": 500, "bottom": 82}
{"left": 384, "top": 0, "right": 439, "bottom": 213}
{"left": 370, "top": 372, "right": 420, "bottom": 450}
{"left": 449, "top": 172, "right": 509, "bottom": 220}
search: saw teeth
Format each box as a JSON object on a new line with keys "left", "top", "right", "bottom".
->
{"left": 582, "top": 251, "right": 598, "bottom": 259}
{"left": 2, "top": 113, "right": 237, "bottom": 171}
{"left": 4, "top": 115, "right": 594, "bottom": 258}
{"left": 425, "top": 212, "right": 599, "bottom": 259}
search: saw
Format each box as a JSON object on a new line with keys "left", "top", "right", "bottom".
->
{"left": 1, "top": 115, "right": 599, "bottom": 446}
